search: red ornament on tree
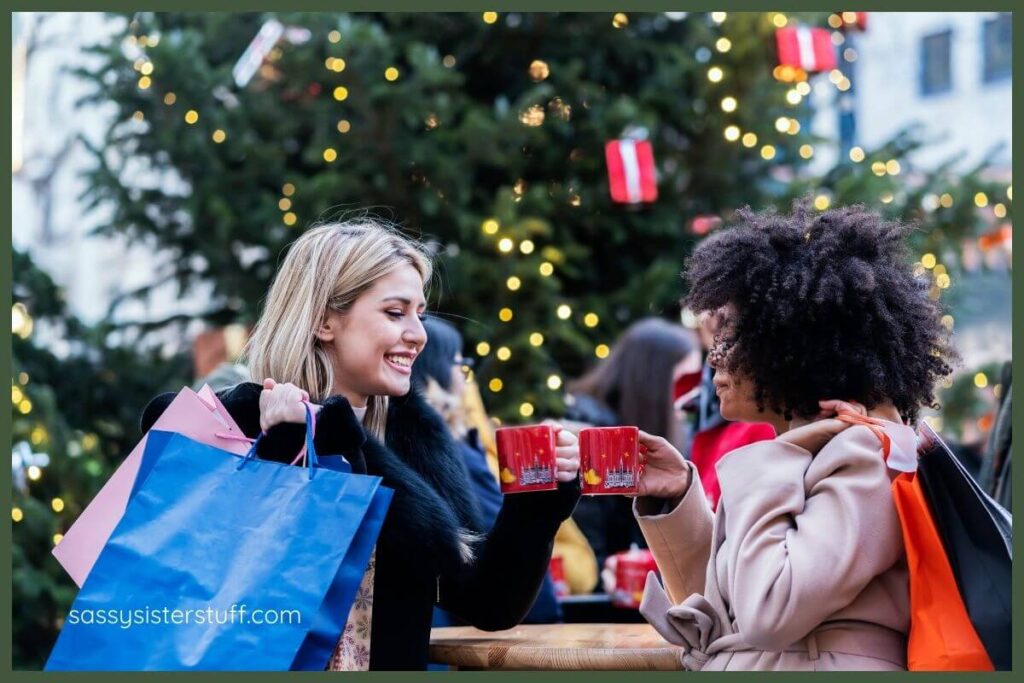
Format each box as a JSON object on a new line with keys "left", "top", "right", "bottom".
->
{"left": 775, "top": 26, "right": 837, "bottom": 73}
{"left": 605, "top": 139, "right": 657, "bottom": 204}
{"left": 690, "top": 214, "right": 722, "bottom": 236}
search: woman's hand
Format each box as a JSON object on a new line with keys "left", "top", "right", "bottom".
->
{"left": 777, "top": 399, "right": 867, "bottom": 454}
{"left": 258, "top": 378, "right": 319, "bottom": 432}
{"left": 551, "top": 423, "right": 581, "bottom": 483}
{"left": 636, "top": 430, "right": 691, "bottom": 500}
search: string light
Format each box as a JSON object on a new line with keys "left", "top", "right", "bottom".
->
{"left": 520, "top": 402, "right": 535, "bottom": 417}
{"left": 529, "top": 60, "right": 550, "bottom": 81}
{"left": 760, "top": 145, "right": 776, "bottom": 160}
{"left": 994, "top": 203, "right": 1007, "bottom": 218}
{"left": 19, "top": 399, "right": 32, "bottom": 414}
{"left": 974, "top": 372, "right": 989, "bottom": 388}
{"left": 715, "top": 38, "right": 732, "bottom": 52}
{"left": 539, "top": 262, "right": 554, "bottom": 277}
{"left": 786, "top": 89, "right": 802, "bottom": 105}
{"left": 328, "top": 30, "right": 341, "bottom": 43}
{"left": 795, "top": 82, "right": 812, "bottom": 96}
{"left": 720, "top": 96, "right": 737, "bottom": 112}
{"left": 499, "top": 307, "right": 514, "bottom": 322}
{"left": 724, "top": 125, "right": 740, "bottom": 141}
{"left": 520, "top": 240, "right": 535, "bottom": 254}
{"left": 584, "top": 313, "right": 599, "bottom": 327}
{"left": 333, "top": 86, "right": 349, "bottom": 101}
{"left": 184, "top": 110, "right": 199, "bottom": 124}
{"left": 476, "top": 341, "right": 491, "bottom": 356}
{"left": 772, "top": 13, "right": 788, "bottom": 28}
{"left": 787, "top": 119, "right": 801, "bottom": 135}
{"left": 799, "top": 144, "right": 814, "bottom": 159}
{"left": 498, "top": 237, "right": 514, "bottom": 253}
{"left": 741, "top": 132, "right": 758, "bottom": 148}
{"left": 384, "top": 67, "right": 400, "bottom": 81}
{"left": 51, "top": 498, "right": 64, "bottom": 513}
{"left": 612, "top": 13, "right": 629, "bottom": 29}
{"left": 27, "top": 465, "right": 41, "bottom": 481}
{"left": 489, "top": 378, "right": 503, "bottom": 392}
{"left": 137, "top": 76, "right": 151, "bottom": 89}
{"left": 506, "top": 277, "right": 521, "bottom": 291}
{"left": 849, "top": 146, "right": 865, "bottom": 162}
{"left": 283, "top": 212, "right": 298, "bottom": 226}
{"left": 828, "top": 14, "right": 844, "bottom": 28}
{"left": 886, "top": 160, "right": 901, "bottom": 175}
{"left": 814, "top": 194, "right": 830, "bottom": 210}
{"left": 482, "top": 218, "right": 500, "bottom": 235}
{"left": 211, "top": 129, "right": 226, "bottom": 143}
{"left": 18, "top": 372, "right": 28, "bottom": 385}
{"left": 774, "top": 117, "right": 789, "bottom": 133}
{"left": 711, "top": 12, "right": 727, "bottom": 23}
{"left": 12, "top": 386, "right": 23, "bottom": 404}
{"left": 12, "top": 508, "right": 23, "bottom": 523}
{"left": 12, "top": 303, "right": 32, "bottom": 339}
{"left": 53, "top": 534, "right": 63, "bottom": 546}
{"left": 132, "top": 111, "right": 145, "bottom": 122}
{"left": 974, "top": 192, "right": 989, "bottom": 208}
{"left": 482, "top": 12, "right": 499, "bottom": 24}
{"left": 707, "top": 66, "right": 724, "bottom": 83}
{"left": 933, "top": 264, "right": 947, "bottom": 276}
{"left": 871, "top": 161, "right": 887, "bottom": 176}
{"left": 940, "top": 193, "right": 954, "bottom": 208}
{"left": 941, "top": 315, "right": 955, "bottom": 330}
{"left": 496, "top": 346, "right": 512, "bottom": 361}
{"left": 278, "top": 198, "right": 292, "bottom": 211}
{"left": 922, "top": 253, "right": 937, "bottom": 269}
{"left": 529, "top": 332, "right": 544, "bottom": 346}
{"left": 547, "top": 375, "right": 562, "bottom": 390}
{"left": 337, "top": 119, "right": 351, "bottom": 133}
{"left": 323, "top": 148, "right": 338, "bottom": 163}
{"left": 936, "top": 273, "right": 951, "bottom": 289}
{"left": 556, "top": 304, "right": 572, "bottom": 320}
{"left": 443, "top": 54, "right": 456, "bottom": 68}
{"left": 880, "top": 192, "right": 894, "bottom": 204}
{"left": 595, "top": 344, "right": 611, "bottom": 359}
{"left": 163, "top": 92, "right": 176, "bottom": 105}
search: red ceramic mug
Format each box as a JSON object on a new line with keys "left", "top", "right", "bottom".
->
{"left": 578, "top": 426, "right": 641, "bottom": 496}
{"left": 495, "top": 424, "right": 558, "bottom": 494}
{"left": 612, "top": 545, "right": 659, "bottom": 609}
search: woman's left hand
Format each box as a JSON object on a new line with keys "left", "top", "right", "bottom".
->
{"left": 778, "top": 399, "right": 868, "bottom": 454}
{"left": 551, "top": 423, "right": 581, "bottom": 482}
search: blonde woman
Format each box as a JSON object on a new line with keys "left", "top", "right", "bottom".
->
{"left": 141, "top": 221, "right": 582, "bottom": 670}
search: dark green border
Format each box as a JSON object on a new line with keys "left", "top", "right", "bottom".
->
{"left": 3, "top": 3, "right": 1019, "bottom": 682}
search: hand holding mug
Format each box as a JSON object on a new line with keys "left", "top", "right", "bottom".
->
{"left": 636, "top": 430, "right": 691, "bottom": 500}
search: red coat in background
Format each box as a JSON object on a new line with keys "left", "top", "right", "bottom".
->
{"left": 690, "top": 421, "right": 776, "bottom": 510}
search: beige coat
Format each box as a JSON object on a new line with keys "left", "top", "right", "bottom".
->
{"left": 634, "top": 425, "right": 910, "bottom": 671}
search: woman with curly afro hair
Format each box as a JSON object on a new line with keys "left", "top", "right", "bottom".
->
{"left": 629, "top": 202, "right": 957, "bottom": 671}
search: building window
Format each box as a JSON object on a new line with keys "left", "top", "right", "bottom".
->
{"left": 982, "top": 13, "right": 1011, "bottom": 83}
{"left": 920, "top": 29, "right": 953, "bottom": 96}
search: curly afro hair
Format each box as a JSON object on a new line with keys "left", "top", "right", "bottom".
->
{"left": 684, "top": 201, "right": 957, "bottom": 423}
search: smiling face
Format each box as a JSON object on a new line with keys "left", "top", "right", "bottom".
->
{"left": 707, "top": 304, "right": 785, "bottom": 429}
{"left": 316, "top": 263, "right": 428, "bottom": 407}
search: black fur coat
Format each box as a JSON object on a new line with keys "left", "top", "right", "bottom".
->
{"left": 141, "top": 383, "right": 580, "bottom": 670}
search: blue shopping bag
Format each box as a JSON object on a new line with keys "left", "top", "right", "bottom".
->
{"left": 46, "top": 408, "right": 387, "bottom": 671}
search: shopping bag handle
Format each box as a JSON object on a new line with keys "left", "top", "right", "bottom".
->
{"left": 237, "top": 401, "right": 320, "bottom": 479}
{"left": 835, "top": 410, "right": 892, "bottom": 461}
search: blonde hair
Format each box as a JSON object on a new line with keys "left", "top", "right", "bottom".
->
{"left": 244, "top": 220, "right": 432, "bottom": 439}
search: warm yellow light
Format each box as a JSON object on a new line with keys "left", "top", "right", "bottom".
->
{"left": 871, "top": 161, "right": 887, "bottom": 176}
{"left": 333, "top": 86, "right": 349, "bottom": 101}
{"left": 786, "top": 89, "right": 802, "bottom": 105}
{"left": 12, "top": 508, "right": 23, "bottom": 523}
{"left": 283, "top": 212, "right": 298, "bottom": 226}
{"left": 520, "top": 402, "right": 535, "bottom": 417}
{"left": 974, "top": 192, "right": 989, "bottom": 208}
{"left": 499, "top": 307, "right": 514, "bottom": 322}
{"left": 849, "top": 146, "right": 865, "bottom": 163}
{"left": 529, "top": 60, "right": 550, "bottom": 81}
{"left": 539, "top": 262, "right": 554, "bottom": 277}
{"left": 211, "top": 129, "right": 226, "bottom": 143}
{"left": 18, "top": 399, "right": 32, "bottom": 415}
{"left": 775, "top": 117, "right": 789, "bottom": 133}
{"left": 27, "top": 465, "right": 41, "bottom": 480}
{"left": 880, "top": 192, "right": 894, "bottom": 204}
{"left": 384, "top": 67, "right": 400, "bottom": 82}
{"left": 476, "top": 341, "right": 491, "bottom": 356}
{"left": 721, "top": 96, "right": 737, "bottom": 112}
{"left": 760, "top": 145, "right": 776, "bottom": 160}
{"left": 337, "top": 119, "right": 351, "bottom": 134}
{"left": 612, "top": 13, "right": 629, "bottom": 28}
{"left": 52, "top": 498, "right": 64, "bottom": 513}
{"left": 132, "top": 111, "right": 145, "bottom": 122}
{"left": 842, "top": 11, "right": 858, "bottom": 24}
{"left": 828, "top": 13, "right": 844, "bottom": 29}
{"left": 941, "top": 315, "right": 954, "bottom": 330}
{"left": 595, "top": 344, "right": 611, "bottom": 359}
{"left": 741, "top": 132, "right": 758, "bottom": 148}
{"left": 716, "top": 38, "right": 732, "bottom": 53}
{"left": 994, "top": 203, "right": 1007, "bottom": 218}
{"left": 332, "top": 58, "right": 346, "bottom": 73}
{"left": 323, "top": 148, "right": 338, "bottom": 163}
{"left": 506, "top": 277, "right": 522, "bottom": 291}
{"left": 724, "top": 125, "right": 740, "bottom": 142}
{"left": 18, "top": 372, "right": 28, "bottom": 385}
{"left": 483, "top": 12, "right": 499, "bottom": 24}
{"left": 773, "top": 13, "right": 788, "bottom": 28}
{"left": 53, "top": 533, "right": 63, "bottom": 545}
{"left": 184, "top": 110, "right": 199, "bottom": 124}
{"left": 498, "top": 238, "right": 514, "bottom": 253}
{"left": 921, "top": 253, "right": 937, "bottom": 269}
{"left": 936, "top": 273, "right": 951, "bottom": 289}
{"left": 520, "top": 240, "right": 535, "bottom": 254}
{"left": 707, "top": 66, "right": 724, "bottom": 83}
{"left": 787, "top": 119, "right": 801, "bottom": 135}
{"left": 496, "top": 346, "right": 512, "bottom": 361}
{"left": 933, "top": 264, "right": 947, "bottom": 277}
{"left": 1007, "top": 185, "right": 1012, "bottom": 200}
{"left": 482, "top": 218, "right": 500, "bottom": 235}
{"left": 799, "top": 144, "right": 814, "bottom": 159}
{"left": 328, "top": 30, "right": 341, "bottom": 43}
{"left": 828, "top": 69, "right": 844, "bottom": 85}
{"left": 583, "top": 313, "right": 599, "bottom": 328}
{"left": 814, "top": 195, "right": 830, "bottom": 211}
{"left": 556, "top": 304, "right": 572, "bottom": 320}
{"left": 529, "top": 332, "right": 544, "bottom": 347}
{"left": 282, "top": 183, "right": 295, "bottom": 196}
{"left": 547, "top": 375, "right": 562, "bottom": 390}
{"left": 886, "top": 160, "right": 901, "bottom": 175}
{"left": 278, "top": 198, "right": 292, "bottom": 211}
{"left": 30, "top": 426, "right": 46, "bottom": 445}
{"left": 796, "top": 82, "right": 812, "bottom": 95}
{"left": 12, "top": 386, "right": 23, "bottom": 404}
{"left": 974, "top": 372, "right": 989, "bottom": 389}
{"left": 940, "top": 193, "right": 954, "bottom": 208}
{"left": 163, "top": 92, "right": 176, "bottom": 105}
{"left": 711, "top": 12, "right": 727, "bottom": 23}
{"left": 443, "top": 54, "right": 456, "bottom": 68}
{"left": 488, "top": 378, "right": 503, "bottom": 392}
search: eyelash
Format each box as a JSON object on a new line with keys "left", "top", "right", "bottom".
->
{"left": 386, "top": 310, "right": 426, "bottom": 322}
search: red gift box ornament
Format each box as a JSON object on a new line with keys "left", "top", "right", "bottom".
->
{"left": 775, "top": 26, "right": 837, "bottom": 73}
{"left": 605, "top": 139, "right": 658, "bottom": 205}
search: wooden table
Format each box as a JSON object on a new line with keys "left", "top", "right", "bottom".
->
{"left": 429, "top": 623, "right": 683, "bottom": 670}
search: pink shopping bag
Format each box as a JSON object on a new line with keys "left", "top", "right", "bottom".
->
{"left": 52, "top": 385, "right": 251, "bottom": 587}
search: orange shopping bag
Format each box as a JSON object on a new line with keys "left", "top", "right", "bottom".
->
{"left": 838, "top": 411, "right": 994, "bottom": 671}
